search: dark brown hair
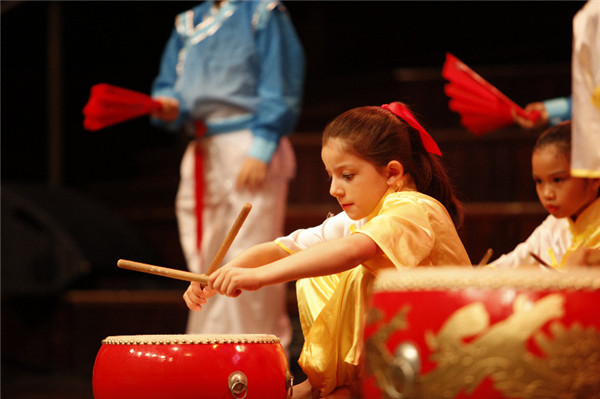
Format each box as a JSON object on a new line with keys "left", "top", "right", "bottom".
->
{"left": 534, "top": 120, "right": 570, "bottom": 159}
{"left": 322, "top": 105, "right": 464, "bottom": 227}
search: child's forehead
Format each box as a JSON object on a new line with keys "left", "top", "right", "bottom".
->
{"left": 323, "top": 137, "right": 356, "bottom": 153}
{"left": 533, "top": 144, "right": 570, "bottom": 163}
{"left": 322, "top": 139, "right": 370, "bottom": 165}
{"left": 322, "top": 138, "right": 363, "bottom": 160}
{"left": 532, "top": 145, "right": 570, "bottom": 174}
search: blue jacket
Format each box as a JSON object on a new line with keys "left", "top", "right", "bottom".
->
{"left": 152, "top": 0, "right": 305, "bottom": 163}
{"left": 543, "top": 96, "right": 572, "bottom": 126}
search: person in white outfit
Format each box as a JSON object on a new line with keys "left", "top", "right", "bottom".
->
{"left": 150, "top": 0, "right": 305, "bottom": 355}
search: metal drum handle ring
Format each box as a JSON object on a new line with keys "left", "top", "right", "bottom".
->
{"left": 383, "top": 342, "right": 421, "bottom": 399}
{"left": 285, "top": 369, "right": 294, "bottom": 398}
{"left": 228, "top": 371, "right": 248, "bottom": 399}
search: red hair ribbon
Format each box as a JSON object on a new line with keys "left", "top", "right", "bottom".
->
{"left": 381, "top": 103, "right": 442, "bottom": 156}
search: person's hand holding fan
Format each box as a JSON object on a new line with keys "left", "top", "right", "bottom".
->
{"left": 442, "top": 53, "right": 541, "bottom": 135}
{"left": 82, "top": 83, "right": 164, "bottom": 131}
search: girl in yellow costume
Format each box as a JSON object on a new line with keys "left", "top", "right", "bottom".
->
{"left": 183, "top": 103, "right": 471, "bottom": 398}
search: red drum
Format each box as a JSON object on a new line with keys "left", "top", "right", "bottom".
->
{"left": 92, "top": 334, "right": 292, "bottom": 399}
{"left": 362, "top": 267, "right": 600, "bottom": 398}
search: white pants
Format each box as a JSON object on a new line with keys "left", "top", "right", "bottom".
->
{"left": 176, "top": 129, "right": 295, "bottom": 352}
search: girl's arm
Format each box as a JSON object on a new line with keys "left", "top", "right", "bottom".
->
{"left": 224, "top": 241, "right": 291, "bottom": 269}
{"left": 183, "top": 241, "right": 288, "bottom": 310}
{"left": 209, "top": 233, "right": 381, "bottom": 297}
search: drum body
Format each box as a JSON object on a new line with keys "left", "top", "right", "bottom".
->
{"left": 362, "top": 267, "right": 600, "bottom": 399}
{"left": 92, "top": 334, "right": 291, "bottom": 399}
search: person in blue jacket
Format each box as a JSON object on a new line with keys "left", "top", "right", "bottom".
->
{"left": 150, "top": 0, "right": 305, "bottom": 355}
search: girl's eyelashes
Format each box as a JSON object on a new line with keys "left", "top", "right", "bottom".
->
{"left": 553, "top": 176, "right": 566, "bottom": 184}
{"left": 325, "top": 171, "right": 354, "bottom": 181}
{"left": 533, "top": 175, "right": 568, "bottom": 185}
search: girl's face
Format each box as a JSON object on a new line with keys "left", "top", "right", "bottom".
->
{"left": 321, "top": 138, "right": 391, "bottom": 220}
{"left": 532, "top": 144, "right": 599, "bottom": 220}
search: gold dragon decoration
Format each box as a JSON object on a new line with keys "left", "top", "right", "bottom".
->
{"left": 365, "top": 293, "right": 600, "bottom": 398}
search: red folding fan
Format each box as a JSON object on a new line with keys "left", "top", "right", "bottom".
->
{"left": 82, "top": 83, "right": 162, "bottom": 131}
{"left": 442, "top": 53, "right": 540, "bottom": 135}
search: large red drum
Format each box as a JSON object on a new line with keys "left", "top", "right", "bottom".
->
{"left": 92, "top": 334, "right": 292, "bottom": 399}
{"left": 362, "top": 267, "right": 600, "bottom": 399}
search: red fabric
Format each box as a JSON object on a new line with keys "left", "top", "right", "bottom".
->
{"left": 381, "top": 102, "right": 442, "bottom": 156}
{"left": 194, "top": 121, "right": 208, "bottom": 249}
{"left": 82, "top": 83, "right": 162, "bottom": 131}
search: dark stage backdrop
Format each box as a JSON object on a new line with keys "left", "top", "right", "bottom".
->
{"left": 2, "top": 1, "right": 581, "bottom": 186}
{"left": 0, "top": 4, "right": 582, "bottom": 391}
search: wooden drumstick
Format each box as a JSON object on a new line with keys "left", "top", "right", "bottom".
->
{"left": 117, "top": 259, "right": 209, "bottom": 284}
{"left": 477, "top": 248, "right": 493, "bottom": 266}
{"left": 205, "top": 202, "right": 252, "bottom": 276}
{"left": 529, "top": 251, "right": 555, "bottom": 271}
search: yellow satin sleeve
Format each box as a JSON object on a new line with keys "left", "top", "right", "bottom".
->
{"left": 358, "top": 192, "right": 471, "bottom": 270}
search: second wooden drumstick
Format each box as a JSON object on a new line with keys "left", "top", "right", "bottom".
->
{"left": 529, "top": 251, "right": 555, "bottom": 271}
{"left": 117, "top": 259, "right": 209, "bottom": 284}
{"left": 205, "top": 202, "right": 252, "bottom": 276}
{"left": 477, "top": 248, "right": 493, "bottom": 266}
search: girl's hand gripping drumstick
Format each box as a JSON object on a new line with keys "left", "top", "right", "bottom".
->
{"left": 183, "top": 202, "right": 251, "bottom": 309}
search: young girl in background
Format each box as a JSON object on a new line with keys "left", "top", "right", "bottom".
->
{"left": 490, "top": 121, "right": 600, "bottom": 269}
{"left": 184, "top": 102, "right": 471, "bottom": 398}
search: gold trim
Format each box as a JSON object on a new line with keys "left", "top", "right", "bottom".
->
{"left": 274, "top": 238, "right": 297, "bottom": 255}
{"left": 372, "top": 267, "right": 600, "bottom": 292}
{"left": 101, "top": 334, "right": 281, "bottom": 345}
{"left": 571, "top": 168, "right": 600, "bottom": 178}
